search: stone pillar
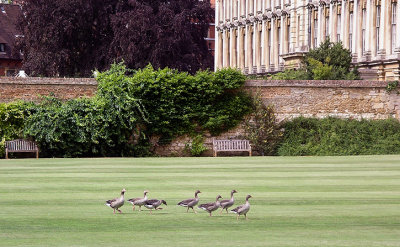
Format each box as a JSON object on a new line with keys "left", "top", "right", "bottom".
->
{"left": 317, "top": 5, "right": 323, "bottom": 46}
{"left": 238, "top": 27, "right": 245, "bottom": 71}
{"left": 223, "top": 30, "right": 230, "bottom": 67}
{"left": 275, "top": 19, "right": 280, "bottom": 69}
{"left": 263, "top": 21, "right": 270, "bottom": 71}
{"left": 384, "top": 0, "right": 392, "bottom": 55}
{"left": 270, "top": 19, "right": 276, "bottom": 71}
{"left": 246, "top": 25, "right": 253, "bottom": 73}
{"left": 233, "top": 0, "right": 238, "bottom": 18}
{"left": 364, "top": 0, "right": 372, "bottom": 60}
{"left": 248, "top": 0, "right": 254, "bottom": 15}
{"left": 351, "top": 0, "right": 358, "bottom": 58}
{"left": 378, "top": 0, "right": 386, "bottom": 57}
{"left": 255, "top": 23, "right": 261, "bottom": 73}
{"left": 225, "top": 0, "right": 230, "bottom": 21}
{"left": 231, "top": 29, "right": 237, "bottom": 68}
{"left": 356, "top": 0, "right": 363, "bottom": 60}
{"left": 331, "top": 3, "right": 337, "bottom": 42}
{"left": 240, "top": 0, "right": 245, "bottom": 16}
{"left": 371, "top": 1, "right": 377, "bottom": 58}
{"left": 217, "top": 31, "right": 223, "bottom": 69}
{"left": 342, "top": 1, "right": 349, "bottom": 49}
{"left": 396, "top": 0, "right": 400, "bottom": 54}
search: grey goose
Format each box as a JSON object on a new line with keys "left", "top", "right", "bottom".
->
{"left": 128, "top": 190, "right": 149, "bottom": 211}
{"left": 144, "top": 199, "right": 167, "bottom": 214}
{"left": 105, "top": 188, "right": 126, "bottom": 214}
{"left": 198, "top": 195, "right": 222, "bottom": 217}
{"left": 231, "top": 195, "right": 252, "bottom": 220}
{"left": 220, "top": 189, "right": 237, "bottom": 214}
{"left": 177, "top": 190, "right": 201, "bottom": 213}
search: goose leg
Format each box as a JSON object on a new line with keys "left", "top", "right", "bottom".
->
{"left": 149, "top": 209, "right": 152, "bottom": 215}
{"left": 186, "top": 207, "right": 189, "bottom": 213}
{"left": 118, "top": 209, "right": 122, "bottom": 214}
{"left": 113, "top": 208, "right": 116, "bottom": 214}
{"left": 192, "top": 207, "right": 197, "bottom": 214}
{"left": 245, "top": 214, "right": 248, "bottom": 220}
{"left": 132, "top": 205, "right": 135, "bottom": 211}
{"left": 209, "top": 212, "right": 212, "bottom": 217}
{"left": 220, "top": 208, "right": 224, "bottom": 214}
{"left": 236, "top": 215, "right": 239, "bottom": 221}
{"left": 139, "top": 206, "right": 142, "bottom": 211}
{"left": 226, "top": 208, "right": 228, "bottom": 214}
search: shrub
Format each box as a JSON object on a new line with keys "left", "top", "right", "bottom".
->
{"left": 185, "top": 134, "right": 208, "bottom": 157}
{"left": 278, "top": 117, "right": 400, "bottom": 156}
{"left": 244, "top": 92, "right": 283, "bottom": 155}
{"left": 97, "top": 63, "right": 252, "bottom": 141}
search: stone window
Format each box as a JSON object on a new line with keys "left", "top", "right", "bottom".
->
{"left": 337, "top": 12, "right": 341, "bottom": 41}
{"left": 392, "top": 2, "right": 397, "bottom": 54}
{"left": 349, "top": 12, "right": 353, "bottom": 52}
{"left": 0, "top": 43, "right": 5, "bottom": 52}
{"left": 376, "top": 5, "right": 381, "bottom": 53}
{"left": 362, "top": 8, "right": 366, "bottom": 54}
{"left": 314, "top": 15, "right": 318, "bottom": 48}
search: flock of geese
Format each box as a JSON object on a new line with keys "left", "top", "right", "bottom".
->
{"left": 105, "top": 189, "right": 252, "bottom": 220}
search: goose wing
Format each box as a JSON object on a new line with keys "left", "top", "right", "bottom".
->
{"left": 178, "top": 198, "right": 194, "bottom": 206}
{"left": 145, "top": 199, "right": 159, "bottom": 205}
{"left": 230, "top": 204, "right": 244, "bottom": 213}
{"left": 128, "top": 197, "right": 140, "bottom": 204}
{"left": 198, "top": 202, "right": 214, "bottom": 209}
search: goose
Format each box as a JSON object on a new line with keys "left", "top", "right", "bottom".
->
{"left": 105, "top": 188, "right": 126, "bottom": 214}
{"left": 144, "top": 199, "right": 167, "bottom": 214}
{"left": 177, "top": 190, "right": 201, "bottom": 213}
{"left": 128, "top": 190, "right": 149, "bottom": 211}
{"left": 220, "top": 189, "right": 238, "bottom": 214}
{"left": 198, "top": 195, "right": 222, "bottom": 217}
{"left": 230, "top": 195, "right": 252, "bottom": 220}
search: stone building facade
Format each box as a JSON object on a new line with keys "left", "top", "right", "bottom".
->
{"left": 215, "top": 0, "right": 400, "bottom": 80}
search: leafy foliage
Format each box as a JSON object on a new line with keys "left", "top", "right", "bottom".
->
{"left": 24, "top": 95, "right": 147, "bottom": 158}
{"left": 185, "top": 134, "right": 207, "bottom": 157}
{"left": 278, "top": 117, "right": 400, "bottom": 156}
{"left": 304, "top": 39, "right": 360, "bottom": 80}
{"left": 270, "top": 69, "right": 309, "bottom": 80}
{"left": 17, "top": 0, "right": 213, "bottom": 77}
{"left": 96, "top": 64, "right": 252, "bottom": 142}
{"left": 270, "top": 39, "right": 360, "bottom": 80}
{"left": 244, "top": 92, "right": 283, "bottom": 156}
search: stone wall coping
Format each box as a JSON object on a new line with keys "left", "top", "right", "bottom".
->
{"left": 246, "top": 80, "right": 389, "bottom": 88}
{"left": 0, "top": 77, "right": 98, "bottom": 86}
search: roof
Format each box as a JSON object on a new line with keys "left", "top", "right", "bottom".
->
{"left": 0, "top": 4, "right": 22, "bottom": 60}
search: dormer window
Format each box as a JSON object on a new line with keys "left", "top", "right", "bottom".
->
{"left": 0, "top": 43, "right": 5, "bottom": 52}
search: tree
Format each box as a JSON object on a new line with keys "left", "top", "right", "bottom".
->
{"left": 271, "top": 39, "right": 360, "bottom": 80}
{"left": 304, "top": 38, "right": 360, "bottom": 80}
{"left": 17, "top": 0, "right": 213, "bottom": 77}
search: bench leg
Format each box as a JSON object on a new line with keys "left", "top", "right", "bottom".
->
{"left": 5, "top": 150, "right": 8, "bottom": 159}
{"left": 36, "top": 150, "right": 39, "bottom": 159}
{"left": 249, "top": 150, "right": 252, "bottom": 157}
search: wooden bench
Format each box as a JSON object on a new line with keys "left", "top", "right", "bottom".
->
{"left": 212, "top": 139, "right": 252, "bottom": 157}
{"left": 5, "top": 139, "right": 39, "bottom": 159}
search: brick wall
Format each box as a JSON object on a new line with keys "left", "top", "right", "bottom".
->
{"left": 0, "top": 77, "right": 97, "bottom": 102}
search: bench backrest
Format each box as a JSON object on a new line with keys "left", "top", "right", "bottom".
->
{"left": 213, "top": 139, "right": 251, "bottom": 151}
{"left": 5, "top": 139, "right": 38, "bottom": 151}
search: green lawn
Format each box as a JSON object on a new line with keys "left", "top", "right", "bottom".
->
{"left": 0, "top": 156, "right": 400, "bottom": 247}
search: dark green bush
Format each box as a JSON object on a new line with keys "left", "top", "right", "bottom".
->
{"left": 97, "top": 63, "right": 252, "bottom": 141}
{"left": 278, "top": 117, "right": 400, "bottom": 156}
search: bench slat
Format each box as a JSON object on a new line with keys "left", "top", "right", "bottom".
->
{"left": 212, "top": 139, "right": 252, "bottom": 157}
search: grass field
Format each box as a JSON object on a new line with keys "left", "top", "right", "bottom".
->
{"left": 0, "top": 156, "right": 400, "bottom": 247}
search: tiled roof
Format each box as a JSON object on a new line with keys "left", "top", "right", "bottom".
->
{"left": 0, "top": 4, "right": 22, "bottom": 60}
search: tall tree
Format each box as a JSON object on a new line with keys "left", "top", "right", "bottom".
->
{"left": 17, "top": 0, "right": 213, "bottom": 77}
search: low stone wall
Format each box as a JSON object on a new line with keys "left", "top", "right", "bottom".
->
{"left": 0, "top": 77, "right": 97, "bottom": 102}
{"left": 1, "top": 77, "right": 399, "bottom": 156}
{"left": 155, "top": 80, "right": 400, "bottom": 156}
{"left": 246, "top": 80, "right": 400, "bottom": 121}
